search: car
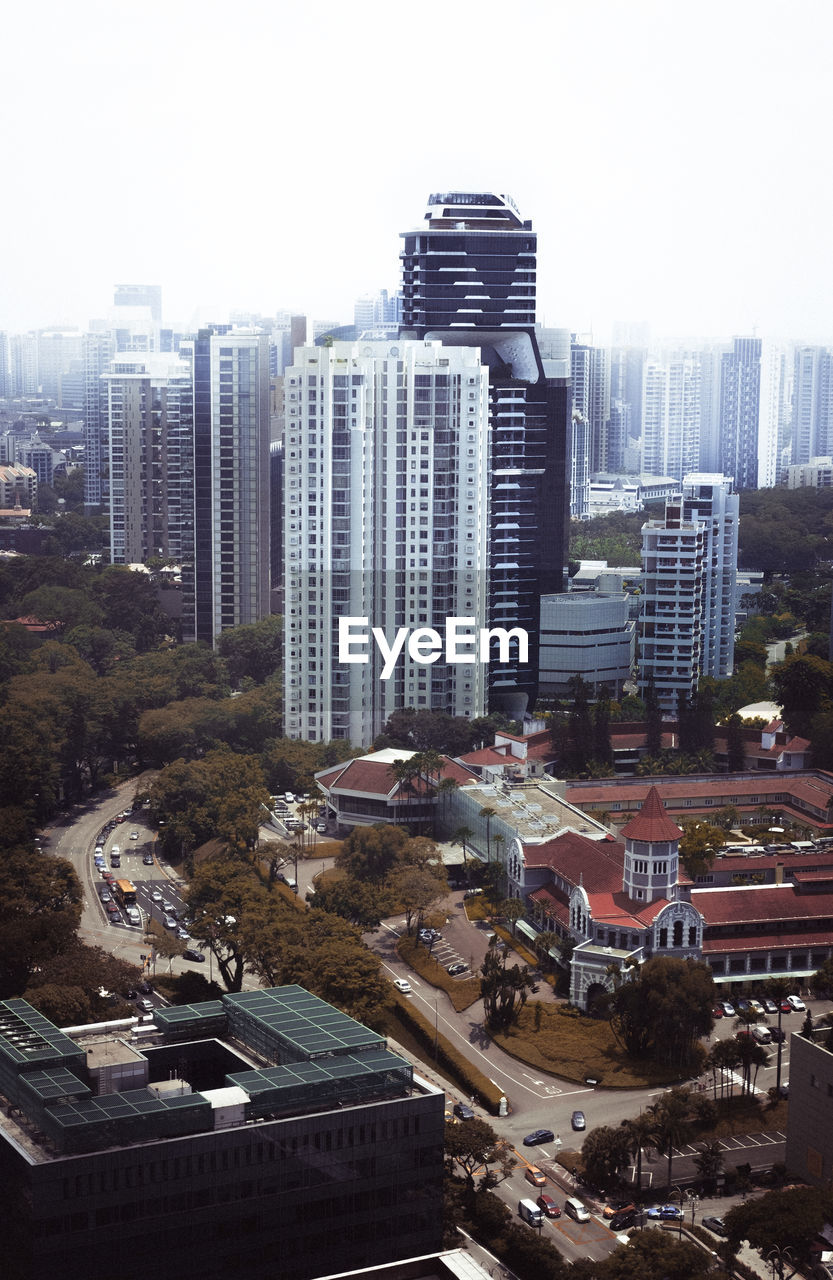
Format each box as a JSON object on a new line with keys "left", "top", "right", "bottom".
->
{"left": 176, "top": 927, "right": 190, "bottom": 940}
{"left": 523, "top": 1128, "right": 555, "bottom": 1147}
{"left": 110, "top": 854, "right": 121, "bottom": 868}
{"left": 646, "top": 1204, "right": 683, "bottom": 1220}
{"left": 111, "top": 845, "right": 121, "bottom": 857}
{"left": 129, "top": 830, "right": 139, "bottom": 840}
{"left": 524, "top": 1165, "right": 547, "bottom": 1188}
{"left": 763, "top": 998, "right": 778, "bottom": 1015}
{"left": 463, "top": 887, "right": 483, "bottom": 898}
{"left": 393, "top": 978, "right": 411, "bottom": 994}
{"left": 137, "top": 980, "right": 152, "bottom": 995}
{"left": 571, "top": 1110, "right": 586, "bottom": 1131}
{"left": 142, "top": 852, "right": 154, "bottom": 865}
{"left": 736, "top": 998, "right": 750, "bottom": 1013}
{"left": 101, "top": 871, "right": 115, "bottom": 885}
{"left": 749, "top": 999, "right": 764, "bottom": 1015}
{"left": 163, "top": 915, "right": 178, "bottom": 930}
{"left": 161, "top": 901, "right": 177, "bottom": 918}
{"left": 787, "top": 994, "right": 806, "bottom": 1011}
{"left": 316, "top": 821, "right": 327, "bottom": 834}
{"left": 537, "top": 1194, "right": 561, "bottom": 1218}
{"left": 419, "top": 928, "right": 441, "bottom": 943}
{"left": 736, "top": 1028, "right": 753, "bottom": 1039}
{"left": 284, "top": 792, "right": 295, "bottom": 804}
{"left": 183, "top": 948, "right": 206, "bottom": 963}
{"left": 151, "top": 889, "right": 163, "bottom": 903}
{"left": 453, "top": 1103, "right": 476, "bottom": 1121}
{"left": 752, "top": 1025, "right": 772, "bottom": 1044}
{"left": 769, "top": 1026, "right": 786, "bottom": 1042}
{"left": 777, "top": 1081, "right": 789, "bottom": 1098}
{"left": 137, "top": 998, "right": 154, "bottom": 1013}
{"left": 780, "top": 999, "right": 793, "bottom": 1013}
{"left": 609, "top": 1206, "right": 639, "bottom": 1231}
{"left": 702, "top": 1215, "right": 728, "bottom": 1237}
{"left": 99, "top": 888, "right": 112, "bottom": 903}
{"left": 712, "top": 1005, "right": 723, "bottom": 1018}
{"left": 720, "top": 1000, "right": 736, "bottom": 1017}
{"left": 602, "top": 1198, "right": 631, "bottom": 1219}
{"left": 447, "top": 962, "right": 468, "bottom": 976}
{"left": 106, "top": 904, "right": 120, "bottom": 920}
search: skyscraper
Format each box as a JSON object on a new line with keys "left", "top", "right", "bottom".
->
{"left": 638, "top": 472, "right": 737, "bottom": 714}
{"left": 82, "top": 332, "right": 116, "bottom": 511}
{"left": 719, "top": 336, "right": 762, "bottom": 489}
{"left": 399, "top": 192, "right": 571, "bottom": 718}
{"left": 104, "top": 353, "right": 193, "bottom": 566}
{"left": 640, "top": 352, "right": 702, "bottom": 483}
{"left": 284, "top": 339, "right": 490, "bottom": 746}
{"left": 790, "top": 345, "right": 833, "bottom": 467}
{"left": 179, "top": 328, "right": 271, "bottom": 647}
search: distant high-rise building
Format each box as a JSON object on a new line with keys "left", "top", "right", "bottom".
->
{"left": 82, "top": 332, "right": 116, "bottom": 511}
{"left": 104, "top": 353, "right": 193, "bottom": 566}
{"left": 790, "top": 345, "right": 833, "bottom": 467}
{"left": 609, "top": 344, "right": 646, "bottom": 473}
{"left": 640, "top": 353, "right": 702, "bottom": 483}
{"left": 36, "top": 331, "right": 83, "bottom": 400}
{"left": 111, "top": 284, "right": 162, "bottom": 353}
{"left": 719, "top": 336, "right": 762, "bottom": 489}
{"left": 571, "top": 339, "right": 610, "bottom": 473}
{"left": 399, "top": 192, "right": 571, "bottom": 718}
{"left": 284, "top": 339, "right": 490, "bottom": 746}
{"left": 179, "top": 328, "right": 271, "bottom": 647}
{"left": 113, "top": 284, "right": 162, "bottom": 322}
{"left": 638, "top": 472, "right": 737, "bottom": 714}
{"left": 7, "top": 333, "right": 39, "bottom": 398}
{"left": 353, "top": 289, "right": 402, "bottom": 331}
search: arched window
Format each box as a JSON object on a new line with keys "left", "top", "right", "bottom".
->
{"left": 673, "top": 920, "right": 683, "bottom": 947}
{"left": 659, "top": 926, "right": 668, "bottom": 948}
{"left": 688, "top": 924, "right": 697, "bottom": 947}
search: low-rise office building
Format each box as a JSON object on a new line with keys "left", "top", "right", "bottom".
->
{"left": 0, "top": 986, "right": 444, "bottom": 1280}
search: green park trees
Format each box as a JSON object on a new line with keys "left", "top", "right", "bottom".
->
{"left": 609, "top": 956, "right": 714, "bottom": 1069}
{"left": 480, "top": 937, "right": 537, "bottom": 1032}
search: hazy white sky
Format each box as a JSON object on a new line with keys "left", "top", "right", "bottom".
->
{"left": 4, "top": 0, "right": 833, "bottom": 343}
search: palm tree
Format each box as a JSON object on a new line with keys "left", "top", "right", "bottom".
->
{"left": 436, "top": 776, "right": 459, "bottom": 832}
{"left": 622, "top": 1111, "right": 656, "bottom": 1197}
{"left": 708, "top": 1037, "right": 742, "bottom": 1100}
{"left": 479, "top": 806, "right": 497, "bottom": 862}
{"left": 453, "top": 825, "right": 474, "bottom": 874}
{"left": 647, "top": 1088, "right": 693, "bottom": 1192}
{"left": 534, "top": 930, "right": 559, "bottom": 970}
{"left": 492, "top": 831, "right": 505, "bottom": 867}
{"left": 390, "top": 756, "right": 418, "bottom": 828}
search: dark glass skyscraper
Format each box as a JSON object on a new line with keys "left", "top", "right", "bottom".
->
{"left": 400, "top": 192, "right": 571, "bottom": 717}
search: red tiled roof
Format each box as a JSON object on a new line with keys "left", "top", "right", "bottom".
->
{"left": 692, "top": 884, "right": 833, "bottom": 926}
{"left": 316, "top": 754, "right": 477, "bottom": 799}
{"left": 702, "top": 931, "right": 833, "bottom": 954}
{"left": 522, "top": 830, "right": 624, "bottom": 894}
{"left": 620, "top": 786, "right": 684, "bottom": 842}
{"left": 793, "top": 870, "right": 833, "bottom": 883}
{"left": 457, "top": 746, "right": 512, "bottom": 766}
{"left": 528, "top": 885, "right": 570, "bottom": 927}
{"left": 587, "top": 891, "right": 670, "bottom": 930}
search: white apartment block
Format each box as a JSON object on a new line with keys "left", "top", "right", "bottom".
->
{"left": 284, "top": 340, "right": 490, "bottom": 747}
{"left": 788, "top": 456, "right": 833, "bottom": 489}
{"left": 641, "top": 354, "right": 702, "bottom": 484}
{"left": 638, "top": 473, "right": 737, "bottom": 714}
{"left": 538, "top": 592, "right": 635, "bottom": 699}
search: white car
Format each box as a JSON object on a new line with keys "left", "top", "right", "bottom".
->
{"left": 787, "top": 994, "right": 806, "bottom": 1012}
{"left": 393, "top": 978, "right": 411, "bottom": 994}
{"left": 129, "top": 830, "right": 139, "bottom": 840}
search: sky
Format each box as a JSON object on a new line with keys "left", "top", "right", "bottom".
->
{"left": 4, "top": 0, "right": 833, "bottom": 344}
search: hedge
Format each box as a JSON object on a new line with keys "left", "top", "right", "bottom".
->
{"left": 392, "top": 992, "right": 505, "bottom": 1113}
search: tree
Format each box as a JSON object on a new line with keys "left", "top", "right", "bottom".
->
{"left": 592, "top": 688, "right": 614, "bottom": 766}
{"left": 479, "top": 806, "right": 497, "bottom": 861}
{"left": 452, "top": 825, "right": 474, "bottom": 872}
{"left": 621, "top": 1110, "right": 656, "bottom": 1198}
{"left": 725, "top": 1186, "right": 833, "bottom": 1270}
{"left": 396, "top": 865, "right": 445, "bottom": 934}
{"left": 500, "top": 898, "right": 526, "bottom": 937}
{"left": 609, "top": 957, "right": 714, "bottom": 1068}
{"left": 480, "top": 938, "right": 536, "bottom": 1032}
{"left": 692, "top": 1138, "right": 724, "bottom": 1193}
{"left": 725, "top": 713, "right": 746, "bottom": 772}
{"left": 444, "top": 1117, "right": 514, "bottom": 1190}
{"left": 579, "top": 1124, "right": 633, "bottom": 1191}
{"left": 678, "top": 820, "right": 724, "bottom": 879}
{"left": 770, "top": 651, "right": 833, "bottom": 738}
{"left": 647, "top": 1087, "right": 693, "bottom": 1191}
{"left": 311, "top": 878, "right": 393, "bottom": 929}
{"left": 565, "top": 675, "right": 594, "bottom": 774}
{"left": 586, "top": 1227, "right": 716, "bottom": 1280}
{"left": 216, "top": 614, "right": 282, "bottom": 685}
{"left": 0, "top": 848, "right": 82, "bottom": 998}
{"left": 338, "top": 823, "right": 409, "bottom": 883}
{"left": 184, "top": 859, "right": 268, "bottom": 991}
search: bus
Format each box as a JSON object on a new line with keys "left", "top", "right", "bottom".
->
{"left": 114, "top": 879, "right": 137, "bottom": 909}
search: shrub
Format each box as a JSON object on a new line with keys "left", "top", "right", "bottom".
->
{"left": 392, "top": 993, "right": 504, "bottom": 1112}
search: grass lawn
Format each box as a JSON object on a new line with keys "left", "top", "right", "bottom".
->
{"left": 491, "top": 1001, "right": 691, "bottom": 1089}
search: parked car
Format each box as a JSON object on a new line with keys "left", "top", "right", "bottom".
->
{"left": 769, "top": 1026, "right": 787, "bottom": 1042}
{"left": 524, "top": 1165, "right": 547, "bottom": 1188}
{"left": 571, "top": 1110, "right": 586, "bottom": 1131}
{"left": 749, "top": 999, "right": 764, "bottom": 1015}
{"left": 537, "top": 1194, "right": 561, "bottom": 1218}
{"left": 702, "top": 1215, "right": 728, "bottom": 1237}
{"left": 763, "top": 998, "right": 778, "bottom": 1015}
{"left": 712, "top": 1005, "right": 723, "bottom": 1018}
{"left": 447, "top": 962, "right": 468, "bottom": 976}
{"left": 393, "top": 978, "right": 411, "bottom": 994}
{"left": 609, "top": 1206, "right": 639, "bottom": 1231}
{"left": 787, "top": 994, "right": 806, "bottom": 1011}
{"left": 780, "top": 999, "right": 793, "bottom": 1013}
{"left": 523, "top": 1129, "right": 555, "bottom": 1146}
{"left": 106, "top": 904, "right": 120, "bottom": 921}
{"left": 183, "top": 948, "right": 205, "bottom": 963}
{"left": 752, "top": 1025, "right": 772, "bottom": 1044}
{"left": 99, "top": 888, "right": 112, "bottom": 903}
{"left": 736, "top": 998, "right": 750, "bottom": 1013}
{"left": 720, "top": 1000, "right": 736, "bottom": 1016}
{"left": 453, "top": 1103, "right": 475, "bottom": 1121}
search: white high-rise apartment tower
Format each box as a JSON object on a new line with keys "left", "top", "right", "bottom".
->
{"left": 638, "top": 472, "right": 738, "bottom": 715}
{"left": 284, "top": 340, "right": 490, "bottom": 746}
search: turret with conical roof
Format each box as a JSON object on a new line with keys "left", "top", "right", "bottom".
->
{"left": 621, "top": 786, "right": 682, "bottom": 903}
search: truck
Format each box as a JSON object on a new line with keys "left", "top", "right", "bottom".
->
{"left": 518, "top": 1199, "right": 544, "bottom": 1226}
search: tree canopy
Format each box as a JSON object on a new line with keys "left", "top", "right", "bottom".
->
{"left": 609, "top": 956, "right": 714, "bottom": 1068}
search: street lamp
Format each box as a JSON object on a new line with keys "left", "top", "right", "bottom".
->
{"left": 766, "top": 1245, "right": 795, "bottom": 1280}
{"left": 686, "top": 1188, "right": 699, "bottom": 1230}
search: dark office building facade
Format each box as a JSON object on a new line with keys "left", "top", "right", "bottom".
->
{"left": 0, "top": 988, "right": 444, "bottom": 1280}
{"left": 400, "top": 192, "right": 571, "bottom": 717}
